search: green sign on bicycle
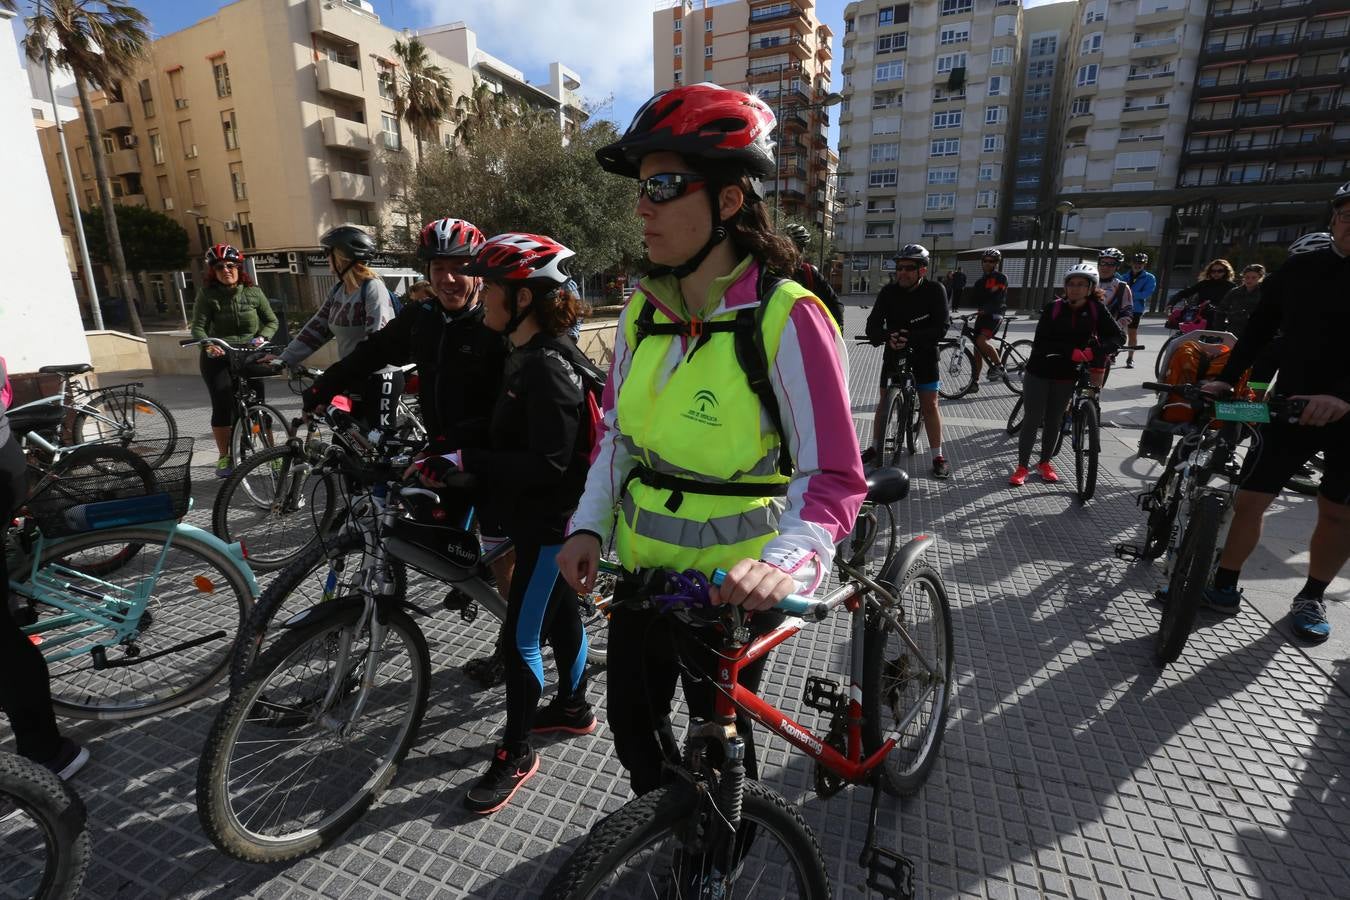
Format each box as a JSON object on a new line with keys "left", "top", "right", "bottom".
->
{"left": 1214, "top": 400, "right": 1269, "bottom": 423}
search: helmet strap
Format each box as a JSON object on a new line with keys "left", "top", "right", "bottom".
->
{"left": 651, "top": 183, "right": 729, "bottom": 280}
{"left": 502, "top": 285, "right": 532, "bottom": 336}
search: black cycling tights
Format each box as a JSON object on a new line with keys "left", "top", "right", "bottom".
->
{"left": 199, "top": 351, "right": 264, "bottom": 429}
{"left": 501, "top": 539, "right": 587, "bottom": 751}
{"left": 0, "top": 437, "right": 62, "bottom": 762}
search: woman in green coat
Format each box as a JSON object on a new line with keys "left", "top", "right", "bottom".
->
{"left": 189, "top": 243, "right": 277, "bottom": 476}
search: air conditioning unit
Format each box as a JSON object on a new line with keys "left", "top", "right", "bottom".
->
{"left": 224, "top": 220, "right": 238, "bottom": 232}
{"left": 122, "top": 134, "right": 138, "bottom": 148}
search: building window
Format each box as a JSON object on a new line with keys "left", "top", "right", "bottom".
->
{"left": 673, "top": 19, "right": 682, "bottom": 32}
{"left": 926, "top": 192, "right": 956, "bottom": 211}
{"left": 1115, "top": 150, "right": 1160, "bottom": 172}
{"left": 1029, "top": 60, "right": 1055, "bottom": 79}
{"left": 704, "top": 45, "right": 714, "bottom": 57}
{"left": 378, "top": 66, "right": 396, "bottom": 101}
{"left": 995, "top": 15, "right": 1016, "bottom": 37}
{"left": 936, "top": 53, "right": 967, "bottom": 75}
{"left": 988, "top": 75, "right": 1005, "bottom": 96}
{"left": 1071, "top": 97, "right": 1092, "bottom": 116}
{"left": 221, "top": 110, "right": 238, "bottom": 150}
{"left": 870, "top": 142, "right": 900, "bottom": 162}
{"left": 101, "top": 134, "right": 116, "bottom": 154}
{"left": 930, "top": 138, "right": 960, "bottom": 157}
{"left": 979, "top": 165, "right": 996, "bottom": 181}
{"left": 976, "top": 190, "right": 998, "bottom": 208}
{"left": 187, "top": 168, "right": 206, "bottom": 206}
{"left": 972, "top": 217, "right": 995, "bottom": 236}
{"left": 674, "top": 44, "right": 682, "bottom": 57}
{"left": 138, "top": 79, "right": 154, "bottom": 118}
{"left": 156, "top": 174, "right": 171, "bottom": 209}
{"left": 985, "top": 106, "right": 1006, "bottom": 125}
{"left": 1105, "top": 210, "right": 1150, "bottom": 232}
{"left": 932, "top": 110, "right": 962, "bottom": 129}
{"left": 381, "top": 113, "right": 401, "bottom": 150}
{"left": 148, "top": 131, "right": 164, "bottom": 165}
{"left": 871, "top": 115, "right": 901, "bottom": 135}
{"left": 237, "top": 212, "right": 255, "bottom": 250}
{"left": 872, "top": 91, "right": 899, "bottom": 110}
{"left": 982, "top": 134, "right": 1004, "bottom": 152}
{"left": 83, "top": 188, "right": 95, "bottom": 208}
{"left": 1031, "top": 36, "right": 1057, "bottom": 56}
{"left": 1080, "top": 33, "right": 1103, "bottom": 54}
{"left": 877, "top": 32, "right": 907, "bottom": 54}
{"left": 1083, "top": 2, "right": 1105, "bottom": 25}
{"left": 673, "top": 71, "right": 682, "bottom": 83}
{"left": 213, "top": 60, "right": 232, "bottom": 98}
{"left": 179, "top": 120, "right": 197, "bottom": 158}
{"left": 939, "top": 24, "right": 970, "bottom": 45}
{"left": 940, "top": 0, "right": 973, "bottom": 16}
{"left": 933, "top": 85, "right": 966, "bottom": 102}
{"left": 922, "top": 219, "right": 955, "bottom": 236}
{"left": 865, "top": 222, "right": 895, "bottom": 238}
{"left": 868, "top": 168, "right": 898, "bottom": 188}
{"left": 169, "top": 68, "right": 187, "bottom": 109}
{"left": 927, "top": 166, "right": 958, "bottom": 185}
{"left": 229, "top": 162, "right": 246, "bottom": 200}
{"left": 704, "top": 18, "right": 713, "bottom": 31}
{"left": 875, "top": 61, "right": 905, "bottom": 82}
{"left": 866, "top": 198, "right": 897, "bottom": 213}
{"left": 1076, "top": 64, "right": 1099, "bottom": 87}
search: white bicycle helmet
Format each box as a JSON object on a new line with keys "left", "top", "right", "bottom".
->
{"left": 1288, "top": 232, "right": 1333, "bottom": 256}
{"left": 1064, "top": 262, "right": 1099, "bottom": 289}
{"left": 463, "top": 233, "right": 575, "bottom": 285}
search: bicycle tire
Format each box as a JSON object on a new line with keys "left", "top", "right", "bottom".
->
{"left": 1154, "top": 332, "right": 1181, "bottom": 380}
{"left": 1006, "top": 397, "right": 1024, "bottom": 435}
{"left": 1050, "top": 411, "right": 1068, "bottom": 459}
{"left": 1002, "top": 340, "right": 1032, "bottom": 395}
{"left": 212, "top": 446, "right": 339, "bottom": 572}
{"left": 937, "top": 343, "right": 976, "bottom": 400}
{"left": 74, "top": 388, "right": 178, "bottom": 467}
{"left": 33, "top": 444, "right": 157, "bottom": 576}
{"left": 902, "top": 387, "right": 921, "bottom": 458}
{"left": 578, "top": 560, "right": 616, "bottom": 668}
{"left": 871, "top": 387, "right": 902, "bottom": 462}
{"left": 230, "top": 403, "right": 289, "bottom": 475}
{"left": 0, "top": 751, "right": 90, "bottom": 900}
{"left": 1155, "top": 493, "right": 1225, "bottom": 666}
{"left": 197, "top": 603, "right": 430, "bottom": 862}
{"left": 1074, "top": 400, "right": 1100, "bottom": 504}
{"left": 229, "top": 529, "right": 408, "bottom": 692}
{"left": 542, "top": 778, "right": 832, "bottom": 899}
{"left": 863, "top": 563, "right": 953, "bottom": 797}
{"left": 30, "top": 526, "right": 252, "bottom": 720}
{"left": 1142, "top": 448, "right": 1181, "bottom": 560}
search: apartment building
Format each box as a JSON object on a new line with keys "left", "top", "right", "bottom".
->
{"left": 836, "top": 0, "right": 1023, "bottom": 291}
{"left": 653, "top": 0, "right": 837, "bottom": 226}
{"left": 1178, "top": 0, "right": 1350, "bottom": 247}
{"left": 1005, "top": 1, "right": 1076, "bottom": 236}
{"left": 32, "top": 0, "right": 584, "bottom": 314}
{"left": 1055, "top": 0, "right": 1207, "bottom": 246}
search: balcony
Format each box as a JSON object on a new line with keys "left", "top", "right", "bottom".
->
{"left": 1207, "top": 0, "right": 1344, "bottom": 29}
{"left": 1120, "top": 102, "right": 1171, "bottom": 122}
{"left": 308, "top": 0, "right": 377, "bottom": 43}
{"left": 328, "top": 170, "right": 374, "bottom": 203}
{"left": 321, "top": 114, "right": 372, "bottom": 153}
{"left": 97, "top": 101, "right": 133, "bottom": 132}
{"left": 1182, "top": 138, "right": 1350, "bottom": 164}
{"left": 777, "top": 162, "right": 807, "bottom": 180}
{"left": 817, "top": 43, "right": 832, "bottom": 61}
{"left": 1135, "top": 4, "right": 1186, "bottom": 27}
{"left": 780, "top": 109, "right": 808, "bottom": 130}
{"left": 748, "top": 35, "right": 811, "bottom": 61}
{"left": 317, "top": 57, "right": 364, "bottom": 100}
{"left": 748, "top": 1, "right": 811, "bottom": 33}
{"left": 747, "top": 62, "right": 802, "bottom": 82}
{"left": 1130, "top": 36, "right": 1179, "bottom": 60}
{"left": 759, "top": 85, "right": 812, "bottom": 108}
{"left": 110, "top": 148, "right": 141, "bottom": 176}
{"left": 1125, "top": 70, "right": 1176, "bottom": 88}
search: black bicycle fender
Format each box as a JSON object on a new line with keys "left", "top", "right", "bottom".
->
{"left": 280, "top": 594, "right": 428, "bottom": 630}
{"left": 879, "top": 534, "right": 937, "bottom": 587}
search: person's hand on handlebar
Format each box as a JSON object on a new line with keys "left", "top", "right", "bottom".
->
{"left": 1200, "top": 380, "right": 1233, "bottom": 397}
{"left": 204, "top": 343, "right": 226, "bottom": 358}
{"left": 888, "top": 329, "right": 908, "bottom": 350}
{"left": 710, "top": 558, "right": 796, "bottom": 612}
{"left": 248, "top": 336, "right": 268, "bottom": 349}
{"left": 1070, "top": 348, "right": 1092, "bottom": 364}
{"left": 1290, "top": 394, "right": 1349, "bottom": 427}
{"left": 557, "top": 533, "right": 602, "bottom": 594}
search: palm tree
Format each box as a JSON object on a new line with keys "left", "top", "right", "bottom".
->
{"left": 453, "top": 79, "right": 522, "bottom": 147}
{"left": 18, "top": 0, "right": 151, "bottom": 337}
{"left": 390, "top": 37, "right": 452, "bottom": 167}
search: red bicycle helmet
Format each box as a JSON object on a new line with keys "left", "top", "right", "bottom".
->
{"left": 417, "top": 217, "right": 485, "bottom": 262}
{"left": 464, "top": 233, "right": 575, "bottom": 284}
{"left": 596, "top": 82, "right": 777, "bottom": 179}
{"left": 205, "top": 243, "right": 243, "bottom": 266}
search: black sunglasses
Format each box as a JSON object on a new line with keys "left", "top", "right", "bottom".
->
{"left": 213, "top": 262, "right": 238, "bottom": 270}
{"left": 894, "top": 263, "right": 920, "bottom": 272}
{"left": 638, "top": 172, "right": 707, "bottom": 204}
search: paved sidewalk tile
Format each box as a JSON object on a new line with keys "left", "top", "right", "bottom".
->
{"left": 3, "top": 309, "right": 1347, "bottom": 898}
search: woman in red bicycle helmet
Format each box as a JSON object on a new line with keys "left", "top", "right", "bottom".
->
{"left": 556, "top": 83, "right": 868, "bottom": 796}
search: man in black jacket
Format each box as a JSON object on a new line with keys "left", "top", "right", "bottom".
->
{"left": 1202, "top": 184, "right": 1350, "bottom": 643}
{"left": 784, "top": 223, "right": 844, "bottom": 327}
{"left": 865, "top": 243, "right": 953, "bottom": 478}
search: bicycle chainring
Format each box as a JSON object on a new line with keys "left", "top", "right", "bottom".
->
{"left": 813, "top": 715, "right": 849, "bottom": 798}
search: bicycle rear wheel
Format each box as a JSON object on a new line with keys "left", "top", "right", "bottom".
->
{"left": 1155, "top": 493, "right": 1225, "bottom": 666}
{"left": 1006, "top": 397, "right": 1024, "bottom": 435}
{"left": 0, "top": 751, "right": 90, "bottom": 900}
{"left": 542, "top": 778, "right": 831, "bottom": 899}
{"left": 27, "top": 527, "right": 252, "bottom": 720}
{"left": 1074, "top": 400, "right": 1100, "bottom": 504}
{"left": 870, "top": 387, "right": 902, "bottom": 462}
{"left": 230, "top": 403, "right": 289, "bottom": 480}
{"left": 901, "top": 388, "right": 921, "bottom": 458}
{"left": 937, "top": 343, "right": 975, "bottom": 399}
{"left": 1154, "top": 331, "right": 1181, "bottom": 380}
{"left": 197, "top": 603, "right": 430, "bottom": 862}
{"left": 863, "top": 563, "right": 953, "bottom": 797}
{"left": 1001, "top": 340, "right": 1032, "bottom": 395}
{"left": 75, "top": 388, "right": 178, "bottom": 467}
{"left": 212, "top": 446, "right": 339, "bottom": 572}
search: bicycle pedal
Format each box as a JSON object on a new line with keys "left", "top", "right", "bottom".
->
{"left": 443, "top": 590, "right": 479, "bottom": 621}
{"left": 863, "top": 846, "right": 916, "bottom": 900}
{"left": 1114, "top": 543, "right": 1142, "bottom": 561}
{"left": 802, "top": 675, "right": 844, "bottom": 713}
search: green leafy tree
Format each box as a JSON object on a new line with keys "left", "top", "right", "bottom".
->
{"left": 16, "top": 0, "right": 152, "bottom": 336}
{"left": 81, "top": 204, "right": 190, "bottom": 273}
{"left": 779, "top": 213, "right": 833, "bottom": 273}
{"left": 390, "top": 37, "right": 452, "bottom": 167}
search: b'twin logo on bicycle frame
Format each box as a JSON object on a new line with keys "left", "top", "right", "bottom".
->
{"left": 779, "top": 717, "right": 823, "bottom": 755}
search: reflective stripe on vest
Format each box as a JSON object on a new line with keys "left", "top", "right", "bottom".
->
{"left": 618, "top": 433, "right": 784, "bottom": 483}
{"left": 620, "top": 493, "right": 782, "bottom": 549}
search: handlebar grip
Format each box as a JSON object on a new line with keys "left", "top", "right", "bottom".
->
{"left": 179, "top": 338, "right": 199, "bottom": 347}
{"left": 1141, "top": 382, "right": 1172, "bottom": 392}
{"left": 710, "top": 568, "right": 819, "bottom": 617}
{"left": 1122, "top": 344, "right": 1146, "bottom": 351}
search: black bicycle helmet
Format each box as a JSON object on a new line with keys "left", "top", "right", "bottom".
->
{"left": 1131, "top": 252, "right": 1149, "bottom": 264}
{"left": 1333, "top": 181, "right": 1350, "bottom": 209}
{"left": 320, "top": 225, "right": 377, "bottom": 262}
{"left": 784, "top": 223, "right": 811, "bottom": 251}
{"left": 895, "top": 243, "right": 931, "bottom": 267}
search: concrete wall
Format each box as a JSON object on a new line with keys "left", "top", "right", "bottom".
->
{"left": 0, "top": 11, "right": 91, "bottom": 374}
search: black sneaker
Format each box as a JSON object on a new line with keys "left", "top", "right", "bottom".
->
{"left": 932, "top": 456, "right": 952, "bottom": 479}
{"left": 531, "top": 698, "right": 597, "bottom": 736}
{"left": 463, "top": 648, "right": 506, "bottom": 688}
{"left": 464, "top": 745, "right": 539, "bottom": 815}
{"left": 986, "top": 365, "right": 1005, "bottom": 382}
{"left": 41, "top": 738, "right": 89, "bottom": 781}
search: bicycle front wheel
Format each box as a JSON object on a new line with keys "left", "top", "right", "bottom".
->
{"left": 1154, "top": 332, "right": 1180, "bottom": 380}
{"left": 863, "top": 563, "right": 953, "bottom": 796}
{"left": 1002, "top": 340, "right": 1032, "bottom": 395}
{"left": 0, "top": 751, "right": 90, "bottom": 900}
{"left": 29, "top": 527, "right": 252, "bottom": 720}
{"left": 902, "top": 388, "right": 921, "bottom": 458}
{"left": 1006, "top": 397, "right": 1024, "bottom": 436}
{"left": 197, "top": 603, "right": 430, "bottom": 863}
{"left": 870, "top": 387, "right": 901, "bottom": 462}
{"left": 212, "top": 446, "right": 339, "bottom": 572}
{"left": 1074, "top": 400, "right": 1100, "bottom": 504}
{"left": 1155, "top": 493, "right": 1225, "bottom": 666}
{"left": 937, "top": 343, "right": 975, "bottom": 400}
{"left": 230, "top": 403, "right": 289, "bottom": 476}
{"left": 543, "top": 779, "right": 831, "bottom": 899}
{"left": 75, "top": 388, "right": 178, "bottom": 466}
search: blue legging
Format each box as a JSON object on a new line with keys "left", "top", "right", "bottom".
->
{"left": 502, "top": 540, "right": 588, "bottom": 748}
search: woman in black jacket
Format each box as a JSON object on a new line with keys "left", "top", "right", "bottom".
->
{"left": 422, "top": 233, "right": 595, "bottom": 816}
{"left": 1166, "top": 258, "right": 1235, "bottom": 332}
{"left": 1009, "top": 264, "right": 1125, "bottom": 486}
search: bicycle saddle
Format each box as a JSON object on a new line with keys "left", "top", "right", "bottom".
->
{"left": 37, "top": 363, "right": 93, "bottom": 376}
{"left": 865, "top": 467, "right": 909, "bottom": 505}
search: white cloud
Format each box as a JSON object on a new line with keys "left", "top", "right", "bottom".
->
{"left": 406, "top": 0, "right": 655, "bottom": 126}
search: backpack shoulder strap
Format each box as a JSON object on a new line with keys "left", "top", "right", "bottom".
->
{"left": 734, "top": 271, "right": 794, "bottom": 478}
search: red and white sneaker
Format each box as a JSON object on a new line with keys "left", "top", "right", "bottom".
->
{"left": 464, "top": 745, "right": 539, "bottom": 815}
{"left": 1008, "top": 466, "right": 1030, "bottom": 487}
{"left": 1036, "top": 461, "right": 1060, "bottom": 483}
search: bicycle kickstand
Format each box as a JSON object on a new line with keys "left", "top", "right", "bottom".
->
{"left": 858, "top": 780, "right": 916, "bottom": 900}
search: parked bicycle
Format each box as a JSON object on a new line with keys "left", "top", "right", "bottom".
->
{"left": 6, "top": 362, "right": 177, "bottom": 468}
{"left": 936, "top": 313, "right": 1031, "bottom": 399}
{"left": 6, "top": 438, "right": 258, "bottom": 719}
{"left": 861, "top": 337, "right": 921, "bottom": 466}
{"left": 543, "top": 466, "right": 952, "bottom": 900}
{"left": 1115, "top": 383, "right": 1304, "bottom": 665}
{"left": 0, "top": 749, "right": 90, "bottom": 900}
